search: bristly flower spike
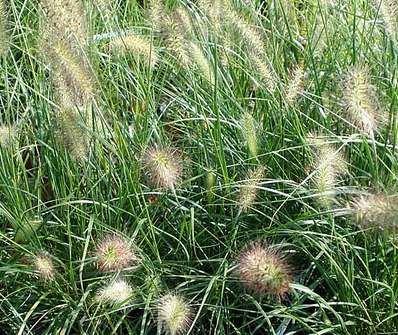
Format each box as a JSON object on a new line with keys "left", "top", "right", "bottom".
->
{"left": 96, "top": 278, "right": 133, "bottom": 306}
{"left": 352, "top": 193, "right": 398, "bottom": 232}
{"left": 237, "top": 242, "right": 292, "bottom": 297}
{"left": 157, "top": 293, "right": 192, "bottom": 335}
{"left": 33, "top": 252, "right": 56, "bottom": 281}
{"left": 95, "top": 234, "right": 139, "bottom": 272}
{"left": 142, "top": 146, "right": 183, "bottom": 190}
{"left": 342, "top": 65, "right": 384, "bottom": 139}
{"left": 241, "top": 112, "right": 260, "bottom": 159}
{"left": 238, "top": 166, "right": 266, "bottom": 212}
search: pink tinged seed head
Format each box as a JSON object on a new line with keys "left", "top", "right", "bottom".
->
{"left": 95, "top": 234, "right": 138, "bottom": 272}
{"left": 237, "top": 242, "right": 292, "bottom": 297}
{"left": 142, "top": 146, "right": 182, "bottom": 190}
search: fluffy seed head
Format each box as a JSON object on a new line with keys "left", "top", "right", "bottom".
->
{"left": 308, "top": 137, "right": 347, "bottom": 206}
{"left": 46, "top": 38, "right": 95, "bottom": 107}
{"left": 95, "top": 234, "right": 138, "bottom": 272}
{"left": 148, "top": 0, "right": 165, "bottom": 32}
{"left": 40, "top": 0, "right": 88, "bottom": 48}
{"left": 0, "top": 0, "right": 9, "bottom": 56}
{"left": 0, "top": 125, "right": 16, "bottom": 147}
{"left": 285, "top": 63, "right": 305, "bottom": 106}
{"left": 249, "top": 52, "right": 276, "bottom": 93}
{"left": 157, "top": 293, "right": 192, "bottom": 335}
{"left": 238, "top": 166, "right": 265, "bottom": 212}
{"left": 237, "top": 242, "right": 292, "bottom": 297}
{"left": 96, "top": 279, "right": 133, "bottom": 306}
{"left": 162, "top": 15, "right": 191, "bottom": 67}
{"left": 189, "top": 41, "right": 214, "bottom": 83}
{"left": 241, "top": 112, "right": 259, "bottom": 158}
{"left": 352, "top": 193, "right": 398, "bottom": 232}
{"left": 342, "top": 65, "right": 383, "bottom": 138}
{"left": 108, "top": 34, "right": 158, "bottom": 68}
{"left": 142, "top": 147, "right": 182, "bottom": 190}
{"left": 33, "top": 253, "right": 56, "bottom": 281}
{"left": 378, "top": 0, "right": 398, "bottom": 39}
{"left": 56, "top": 107, "right": 89, "bottom": 161}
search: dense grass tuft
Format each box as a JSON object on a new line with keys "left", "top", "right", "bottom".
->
{"left": 1, "top": 0, "right": 398, "bottom": 334}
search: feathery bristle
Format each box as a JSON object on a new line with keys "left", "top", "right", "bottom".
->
{"left": 40, "top": 0, "right": 88, "bottom": 48}
{"left": 285, "top": 63, "right": 305, "bottom": 106}
{"left": 342, "top": 65, "right": 383, "bottom": 138}
{"left": 378, "top": 0, "right": 398, "bottom": 39}
{"left": 0, "top": 125, "right": 16, "bottom": 147}
{"left": 108, "top": 34, "right": 158, "bottom": 68}
{"left": 352, "top": 193, "right": 398, "bottom": 232}
{"left": 148, "top": 0, "right": 165, "bottom": 32}
{"left": 308, "top": 136, "right": 347, "bottom": 206}
{"left": 0, "top": 0, "right": 9, "bottom": 56}
{"left": 142, "top": 146, "right": 183, "bottom": 190}
{"left": 157, "top": 293, "right": 192, "bottom": 335}
{"left": 249, "top": 52, "right": 276, "bottom": 92}
{"left": 47, "top": 38, "right": 95, "bottom": 107}
{"left": 56, "top": 106, "right": 89, "bottom": 161}
{"left": 237, "top": 242, "right": 292, "bottom": 297}
{"left": 241, "top": 112, "right": 259, "bottom": 158}
{"left": 238, "top": 166, "right": 265, "bottom": 212}
{"left": 33, "top": 253, "right": 56, "bottom": 281}
{"left": 189, "top": 41, "right": 213, "bottom": 82}
{"left": 95, "top": 234, "right": 138, "bottom": 272}
{"left": 96, "top": 279, "right": 133, "bottom": 306}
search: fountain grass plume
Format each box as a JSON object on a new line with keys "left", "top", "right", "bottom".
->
{"left": 237, "top": 242, "right": 292, "bottom": 297}
{"left": 342, "top": 65, "right": 384, "bottom": 139}
{"left": 241, "top": 112, "right": 260, "bottom": 158}
{"left": 285, "top": 63, "right": 305, "bottom": 106}
{"left": 108, "top": 34, "right": 159, "bottom": 68}
{"left": 378, "top": 0, "right": 398, "bottom": 40}
{"left": 157, "top": 293, "right": 192, "bottom": 335}
{"left": 33, "top": 252, "right": 56, "bottom": 281}
{"left": 95, "top": 234, "right": 139, "bottom": 272}
{"left": 56, "top": 105, "right": 89, "bottom": 161}
{"left": 307, "top": 135, "right": 347, "bottom": 206}
{"left": 96, "top": 278, "right": 134, "bottom": 306}
{"left": 238, "top": 166, "right": 266, "bottom": 212}
{"left": 142, "top": 146, "right": 183, "bottom": 190}
{"left": 0, "top": 0, "right": 9, "bottom": 56}
{"left": 40, "top": 0, "right": 88, "bottom": 48}
{"left": 352, "top": 193, "right": 398, "bottom": 232}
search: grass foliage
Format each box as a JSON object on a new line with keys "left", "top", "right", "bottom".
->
{"left": 1, "top": 0, "right": 398, "bottom": 333}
